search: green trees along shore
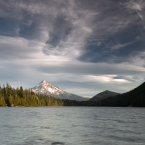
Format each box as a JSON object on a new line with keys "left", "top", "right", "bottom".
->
{"left": 0, "top": 82, "right": 145, "bottom": 107}
{"left": 0, "top": 84, "right": 64, "bottom": 107}
{"left": 0, "top": 83, "right": 92, "bottom": 107}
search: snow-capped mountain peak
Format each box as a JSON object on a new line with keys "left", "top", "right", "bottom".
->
{"left": 41, "top": 80, "right": 47, "bottom": 84}
{"left": 33, "top": 80, "right": 64, "bottom": 95}
{"left": 32, "top": 80, "right": 88, "bottom": 101}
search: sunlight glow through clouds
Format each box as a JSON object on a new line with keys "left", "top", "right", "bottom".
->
{"left": 0, "top": 0, "right": 145, "bottom": 97}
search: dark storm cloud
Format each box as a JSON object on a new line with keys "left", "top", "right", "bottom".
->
{"left": 77, "top": 0, "right": 145, "bottom": 63}
{"left": 46, "top": 14, "right": 72, "bottom": 47}
{"left": 0, "top": 0, "right": 145, "bottom": 97}
{"left": 1, "top": 0, "right": 144, "bottom": 63}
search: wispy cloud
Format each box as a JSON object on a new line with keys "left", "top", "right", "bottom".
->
{"left": 124, "top": 0, "right": 144, "bottom": 20}
{"left": 110, "top": 40, "right": 138, "bottom": 50}
{"left": 42, "top": 0, "right": 95, "bottom": 59}
{"left": 129, "top": 50, "right": 145, "bottom": 66}
{"left": 0, "top": 0, "right": 144, "bottom": 62}
{"left": 0, "top": 0, "right": 145, "bottom": 97}
{"left": 0, "top": 36, "right": 44, "bottom": 60}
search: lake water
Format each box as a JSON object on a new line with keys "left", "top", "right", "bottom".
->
{"left": 0, "top": 107, "right": 145, "bottom": 145}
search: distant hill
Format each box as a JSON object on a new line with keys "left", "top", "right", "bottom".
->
{"left": 89, "top": 90, "right": 119, "bottom": 101}
{"left": 32, "top": 80, "right": 87, "bottom": 101}
{"left": 96, "top": 82, "right": 145, "bottom": 107}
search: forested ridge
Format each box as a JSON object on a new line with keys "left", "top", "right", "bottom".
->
{"left": 0, "top": 82, "right": 145, "bottom": 107}
{"left": 0, "top": 84, "right": 64, "bottom": 106}
{"left": 95, "top": 82, "right": 145, "bottom": 107}
{"left": 0, "top": 83, "right": 89, "bottom": 107}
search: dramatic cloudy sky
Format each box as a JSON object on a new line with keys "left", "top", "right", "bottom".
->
{"left": 0, "top": 0, "right": 145, "bottom": 98}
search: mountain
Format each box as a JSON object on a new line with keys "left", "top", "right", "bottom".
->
{"left": 32, "top": 80, "right": 87, "bottom": 101}
{"left": 89, "top": 90, "right": 119, "bottom": 101}
{"left": 96, "top": 82, "right": 145, "bottom": 107}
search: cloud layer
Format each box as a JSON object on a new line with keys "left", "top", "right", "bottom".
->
{"left": 0, "top": 0, "right": 145, "bottom": 97}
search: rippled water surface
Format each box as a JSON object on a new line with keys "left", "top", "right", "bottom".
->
{"left": 0, "top": 107, "right": 145, "bottom": 145}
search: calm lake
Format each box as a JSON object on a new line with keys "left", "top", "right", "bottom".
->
{"left": 0, "top": 107, "right": 145, "bottom": 145}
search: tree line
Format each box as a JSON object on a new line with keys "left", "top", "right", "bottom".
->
{"left": 95, "top": 82, "right": 145, "bottom": 107}
{"left": 0, "top": 83, "right": 102, "bottom": 107}
{"left": 0, "top": 82, "right": 144, "bottom": 107}
{"left": 0, "top": 83, "right": 64, "bottom": 107}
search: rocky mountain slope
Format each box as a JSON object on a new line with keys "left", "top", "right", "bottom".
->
{"left": 32, "top": 80, "right": 87, "bottom": 101}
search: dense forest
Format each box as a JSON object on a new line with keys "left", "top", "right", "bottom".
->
{"left": 0, "top": 84, "right": 64, "bottom": 106}
{"left": 0, "top": 83, "right": 90, "bottom": 107}
{"left": 0, "top": 82, "right": 145, "bottom": 107}
{"left": 95, "top": 82, "right": 145, "bottom": 107}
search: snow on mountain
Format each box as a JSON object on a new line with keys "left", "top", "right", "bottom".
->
{"left": 32, "top": 80, "right": 87, "bottom": 101}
